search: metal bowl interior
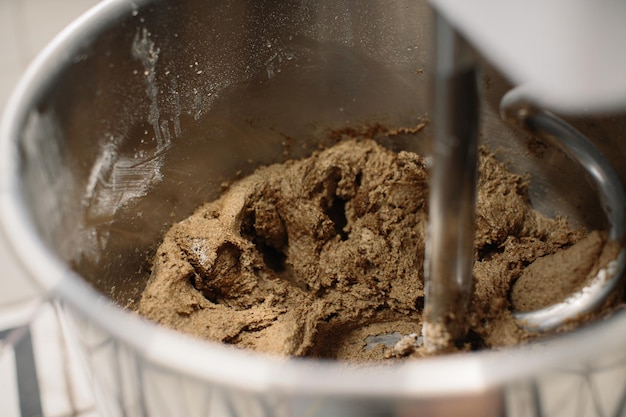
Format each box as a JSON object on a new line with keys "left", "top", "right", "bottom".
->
{"left": 2, "top": 0, "right": 626, "bottom": 412}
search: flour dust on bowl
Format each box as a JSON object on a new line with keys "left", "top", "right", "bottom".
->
{"left": 2, "top": 0, "right": 626, "bottom": 416}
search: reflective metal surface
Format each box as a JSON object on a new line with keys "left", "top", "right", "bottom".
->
{"left": 424, "top": 12, "right": 479, "bottom": 350}
{"left": 501, "top": 89, "right": 626, "bottom": 331}
{"left": 2, "top": 1, "right": 626, "bottom": 416}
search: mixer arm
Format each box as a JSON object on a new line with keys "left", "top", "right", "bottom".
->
{"left": 429, "top": 0, "right": 626, "bottom": 114}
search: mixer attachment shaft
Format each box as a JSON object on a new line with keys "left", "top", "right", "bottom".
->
{"left": 423, "top": 12, "right": 479, "bottom": 351}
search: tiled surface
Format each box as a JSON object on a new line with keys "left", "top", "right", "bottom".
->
{"left": 0, "top": 1, "right": 102, "bottom": 416}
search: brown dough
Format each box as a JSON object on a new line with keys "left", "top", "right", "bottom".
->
{"left": 137, "top": 138, "right": 615, "bottom": 361}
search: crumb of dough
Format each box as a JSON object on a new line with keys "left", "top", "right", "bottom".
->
{"left": 137, "top": 137, "right": 615, "bottom": 360}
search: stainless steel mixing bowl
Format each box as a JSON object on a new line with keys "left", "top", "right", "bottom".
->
{"left": 2, "top": 1, "right": 626, "bottom": 416}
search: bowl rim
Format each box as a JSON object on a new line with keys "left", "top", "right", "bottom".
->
{"left": 2, "top": 0, "right": 626, "bottom": 399}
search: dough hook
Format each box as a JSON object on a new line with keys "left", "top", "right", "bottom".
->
{"left": 501, "top": 89, "right": 626, "bottom": 332}
{"left": 425, "top": 3, "right": 626, "bottom": 350}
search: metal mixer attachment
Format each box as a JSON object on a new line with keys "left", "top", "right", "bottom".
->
{"left": 424, "top": 12, "right": 626, "bottom": 351}
{"left": 500, "top": 89, "right": 626, "bottom": 332}
{"left": 423, "top": 14, "right": 479, "bottom": 351}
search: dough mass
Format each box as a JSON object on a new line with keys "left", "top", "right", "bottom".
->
{"left": 137, "top": 138, "right": 614, "bottom": 360}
